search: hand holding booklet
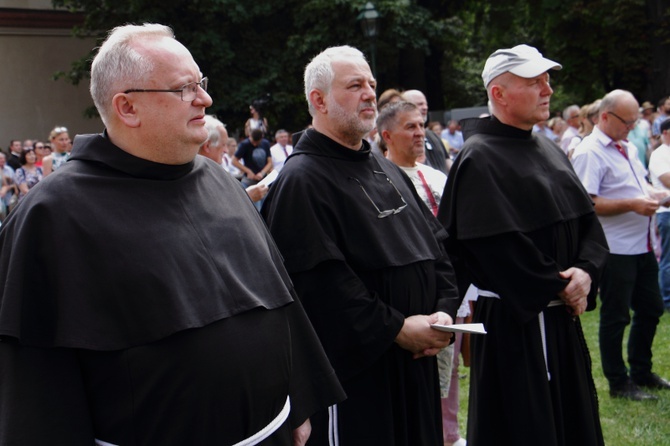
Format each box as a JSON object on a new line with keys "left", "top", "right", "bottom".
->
{"left": 430, "top": 323, "right": 487, "bottom": 335}
{"left": 258, "top": 170, "right": 278, "bottom": 187}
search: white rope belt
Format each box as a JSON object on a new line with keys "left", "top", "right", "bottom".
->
{"left": 478, "top": 290, "right": 564, "bottom": 382}
{"left": 538, "top": 300, "right": 564, "bottom": 381}
{"left": 94, "top": 395, "right": 291, "bottom": 446}
{"left": 233, "top": 396, "right": 291, "bottom": 446}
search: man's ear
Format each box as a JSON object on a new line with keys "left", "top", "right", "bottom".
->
{"left": 112, "top": 93, "right": 141, "bottom": 128}
{"left": 490, "top": 84, "right": 506, "bottom": 106}
{"left": 309, "top": 89, "right": 328, "bottom": 114}
{"left": 380, "top": 129, "right": 392, "bottom": 145}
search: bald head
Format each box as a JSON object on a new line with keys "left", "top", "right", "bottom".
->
{"left": 597, "top": 89, "right": 639, "bottom": 142}
{"left": 402, "top": 90, "right": 428, "bottom": 120}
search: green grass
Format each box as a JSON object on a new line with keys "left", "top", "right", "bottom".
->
{"left": 456, "top": 310, "right": 670, "bottom": 445}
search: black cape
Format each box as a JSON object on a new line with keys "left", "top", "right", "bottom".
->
{"left": 0, "top": 133, "right": 296, "bottom": 349}
{"left": 439, "top": 117, "right": 607, "bottom": 446}
{"left": 0, "top": 132, "right": 344, "bottom": 445}
{"left": 262, "top": 129, "right": 459, "bottom": 446}
{"left": 425, "top": 129, "right": 450, "bottom": 175}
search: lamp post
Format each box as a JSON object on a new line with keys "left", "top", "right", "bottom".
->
{"left": 356, "top": 2, "right": 379, "bottom": 78}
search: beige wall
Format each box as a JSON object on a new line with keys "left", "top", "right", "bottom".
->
{"left": 0, "top": 29, "right": 103, "bottom": 147}
{"left": 1, "top": 0, "right": 55, "bottom": 8}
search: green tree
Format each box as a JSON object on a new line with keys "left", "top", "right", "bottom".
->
{"left": 53, "top": 0, "right": 451, "bottom": 135}
{"left": 53, "top": 0, "right": 670, "bottom": 129}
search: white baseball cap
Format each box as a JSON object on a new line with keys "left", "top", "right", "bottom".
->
{"left": 481, "top": 44, "right": 562, "bottom": 87}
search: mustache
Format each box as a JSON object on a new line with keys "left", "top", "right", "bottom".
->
{"left": 359, "top": 101, "right": 376, "bottom": 112}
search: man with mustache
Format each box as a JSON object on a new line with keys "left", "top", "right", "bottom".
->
{"left": 262, "top": 45, "right": 460, "bottom": 445}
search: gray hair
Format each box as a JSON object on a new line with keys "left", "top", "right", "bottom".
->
{"left": 303, "top": 45, "right": 367, "bottom": 117}
{"left": 562, "top": 104, "right": 580, "bottom": 120}
{"left": 203, "top": 115, "right": 226, "bottom": 147}
{"left": 376, "top": 101, "right": 419, "bottom": 152}
{"left": 376, "top": 101, "right": 419, "bottom": 135}
{"left": 90, "top": 23, "right": 174, "bottom": 125}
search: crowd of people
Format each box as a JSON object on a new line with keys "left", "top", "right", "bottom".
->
{"left": 2, "top": 22, "right": 670, "bottom": 446}
{"left": 0, "top": 127, "right": 73, "bottom": 221}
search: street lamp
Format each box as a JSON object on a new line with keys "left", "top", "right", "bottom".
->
{"left": 357, "top": 2, "right": 379, "bottom": 78}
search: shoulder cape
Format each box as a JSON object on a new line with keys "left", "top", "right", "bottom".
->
{"left": 262, "top": 129, "right": 447, "bottom": 273}
{"left": 439, "top": 117, "right": 596, "bottom": 240}
{"left": 0, "top": 133, "right": 295, "bottom": 349}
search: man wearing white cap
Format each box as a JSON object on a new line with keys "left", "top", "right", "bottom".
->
{"left": 438, "top": 44, "right": 608, "bottom": 445}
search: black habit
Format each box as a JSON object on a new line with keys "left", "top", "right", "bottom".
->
{"left": 438, "top": 117, "right": 608, "bottom": 446}
{"left": 262, "top": 128, "right": 459, "bottom": 446}
{"left": 0, "top": 132, "right": 344, "bottom": 445}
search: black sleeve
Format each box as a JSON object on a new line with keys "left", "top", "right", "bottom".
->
{"left": 433, "top": 248, "right": 461, "bottom": 319}
{"left": 284, "top": 299, "right": 346, "bottom": 429}
{"left": 0, "top": 338, "right": 95, "bottom": 445}
{"left": 395, "top": 166, "right": 461, "bottom": 318}
{"left": 461, "top": 231, "right": 569, "bottom": 324}
{"left": 573, "top": 213, "right": 609, "bottom": 310}
{"left": 290, "top": 260, "right": 406, "bottom": 382}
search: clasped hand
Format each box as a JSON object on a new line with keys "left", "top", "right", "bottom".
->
{"left": 558, "top": 267, "right": 591, "bottom": 316}
{"left": 395, "top": 311, "right": 453, "bottom": 359}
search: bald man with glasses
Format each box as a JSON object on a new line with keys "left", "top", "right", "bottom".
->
{"left": 573, "top": 89, "right": 670, "bottom": 401}
{"left": 0, "top": 23, "right": 343, "bottom": 445}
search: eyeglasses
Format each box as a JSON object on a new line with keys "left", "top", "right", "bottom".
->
{"left": 53, "top": 127, "right": 68, "bottom": 133}
{"left": 349, "top": 171, "right": 408, "bottom": 218}
{"left": 124, "top": 77, "right": 208, "bottom": 102}
{"left": 608, "top": 111, "right": 638, "bottom": 129}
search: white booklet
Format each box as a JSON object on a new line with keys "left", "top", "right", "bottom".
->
{"left": 430, "top": 323, "right": 487, "bottom": 335}
{"left": 257, "top": 170, "right": 278, "bottom": 187}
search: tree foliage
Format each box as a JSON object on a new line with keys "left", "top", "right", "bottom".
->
{"left": 53, "top": 0, "right": 670, "bottom": 132}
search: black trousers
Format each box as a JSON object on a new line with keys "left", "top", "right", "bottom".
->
{"left": 599, "top": 252, "right": 665, "bottom": 387}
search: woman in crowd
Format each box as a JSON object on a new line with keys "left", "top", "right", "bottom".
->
{"left": 244, "top": 105, "right": 269, "bottom": 138}
{"left": 33, "top": 140, "right": 47, "bottom": 168}
{"left": 14, "top": 147, "right": 43, "bottom": 201}
{"left": 42, "top": 126, "right": 71, "bottom": 176}
{"left": 566, "top": 100, "right": 600, "bottom": 159}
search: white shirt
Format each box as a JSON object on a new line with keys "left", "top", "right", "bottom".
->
{"left": 560, "top": 125, "right": 579, "bottom": 155}
{"left": 572, "top": 126, "right": 651, "bottom": 255}
{"left": 533, "top": 124, "right": 557, "bottom": 142}
{"left": 222, "top": 153, "right": 242, "bottom": 179}
{"left": 270, "top": 144, "right": 293, "bottom": 173}
{"left": 398, "top": 163, "right": 447, "bottom": 215}
{"left": 649, "top": 143, "right": 670, "bottom": 214}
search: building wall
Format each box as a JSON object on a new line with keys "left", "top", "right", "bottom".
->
{"left": 0, "top": 2, "right": 102, "bottom": 147}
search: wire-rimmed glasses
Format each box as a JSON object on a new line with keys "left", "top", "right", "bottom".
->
{"left": 124, "top": 77, "right": 209, "bottom": 102}
{"left": 607, "top": 111, "right": 638, "bottom": 129}
{"left": 349, "top": 171, "right": 408, "bottom": 218}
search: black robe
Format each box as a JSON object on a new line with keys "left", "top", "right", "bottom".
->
{"left": 262, "top": 129, "right": 459, "bottom": 446}
{"left": 438, "top": 117, "right": 608, "bottom": 446}
{"left": 0, "top": 132, "right": 344, "bottom": 445}
{"left": 425, "top": 129, "right": 450, "bottom": 175}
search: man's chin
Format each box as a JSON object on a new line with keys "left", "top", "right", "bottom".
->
{"left": 360, "top": 119, "right": 376, "bottom": 135}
